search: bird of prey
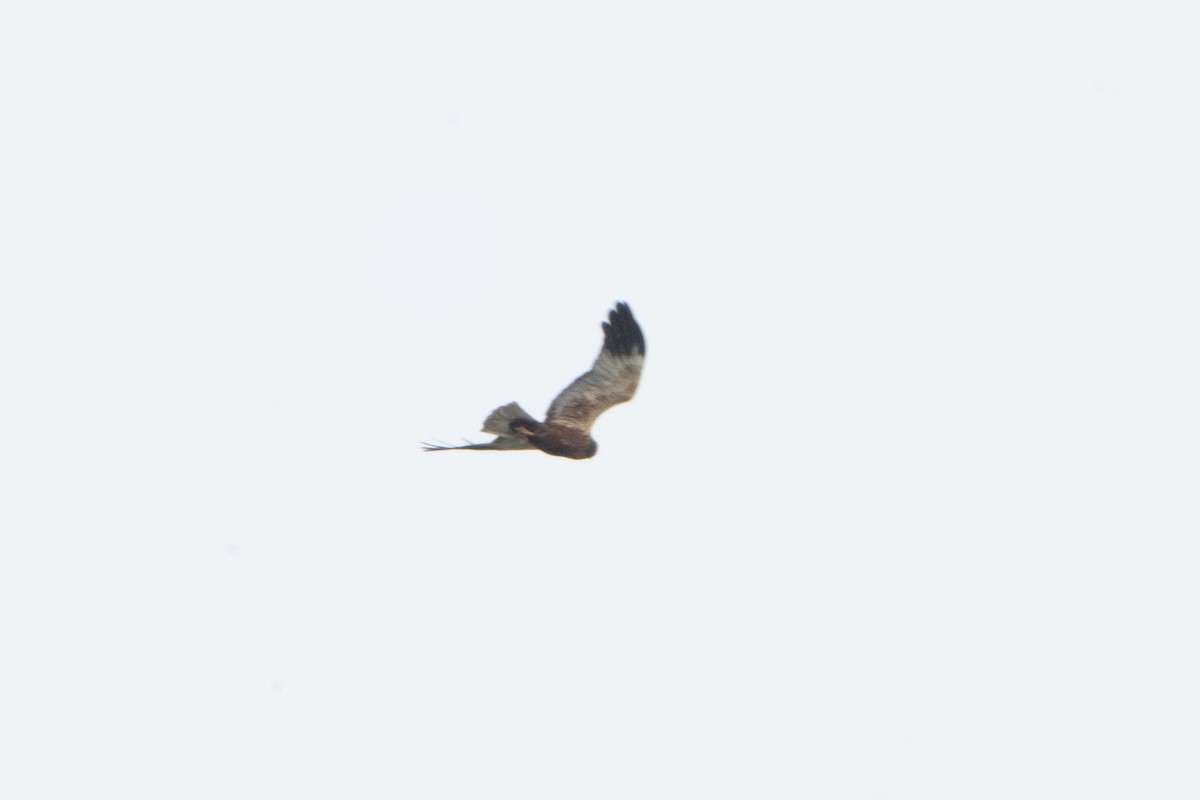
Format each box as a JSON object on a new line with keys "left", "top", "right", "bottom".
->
{"left": 423, "top": 302, "right": 645, "bottom": 460}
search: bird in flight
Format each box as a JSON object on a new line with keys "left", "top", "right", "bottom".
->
{"left": 423, "top": 302, "right": 645, "bottom": 460}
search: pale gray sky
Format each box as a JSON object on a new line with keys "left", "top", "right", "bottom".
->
{"left": 2, "top": 2, "right": 1198, "bottom": 798}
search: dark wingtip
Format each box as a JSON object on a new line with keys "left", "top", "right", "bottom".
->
{"left": 601, "top": 301, "right": 645, "bottom": 358}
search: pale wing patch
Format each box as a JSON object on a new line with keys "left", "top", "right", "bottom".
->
{"left": 546, "top": 351, "right": 643, "bottom": 432}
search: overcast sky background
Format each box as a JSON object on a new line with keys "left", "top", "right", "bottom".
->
{"left": 2, "top": 2, "right": 1198, "bottom": 798}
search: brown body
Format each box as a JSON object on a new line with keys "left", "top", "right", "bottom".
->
{"left": 512, "top": 420, "right": 599, "bottom": 460}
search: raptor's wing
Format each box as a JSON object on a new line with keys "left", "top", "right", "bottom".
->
{"left": 421, "top": 436, "right": 536, "bottom": 452}
{"left": 544, "top": 302, "right": 645, "bottom": 434}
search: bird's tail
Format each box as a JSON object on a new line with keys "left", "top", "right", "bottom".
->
{"left": 482, "top": 402, "right": 538, "bottom": 436}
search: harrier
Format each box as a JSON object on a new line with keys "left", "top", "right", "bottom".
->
{"left": 423, "top": 302, "right": 645, "bottom": 460}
